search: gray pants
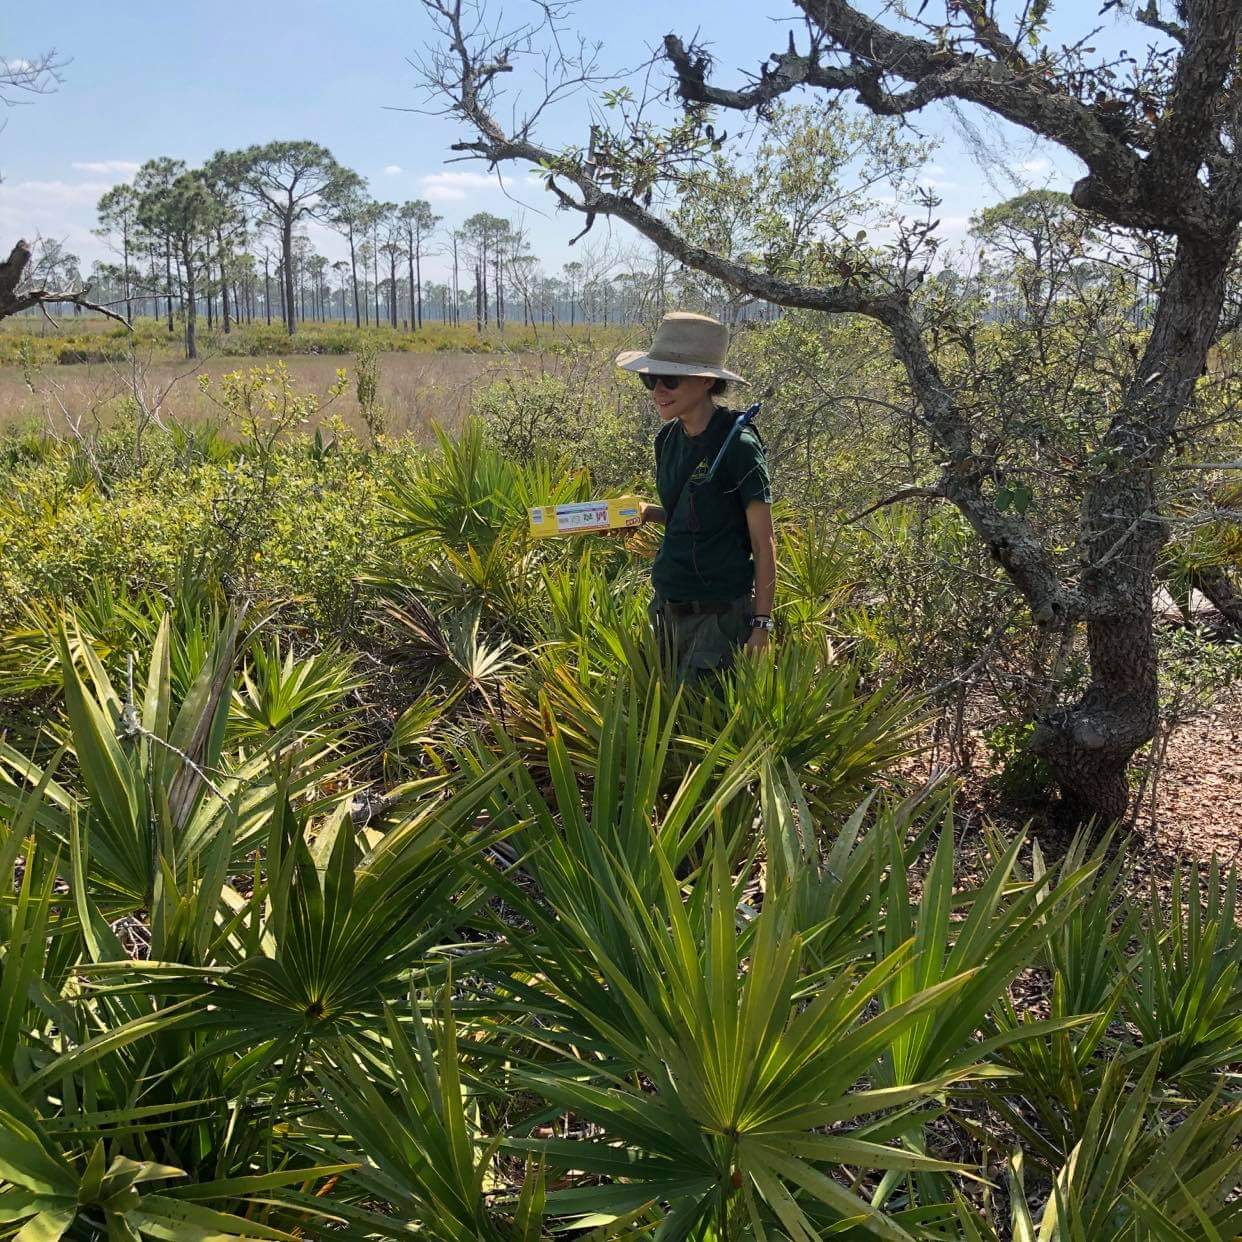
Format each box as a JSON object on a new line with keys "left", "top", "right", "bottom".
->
{"left": 648, "top": 595, "right": 753, "bottom": 681}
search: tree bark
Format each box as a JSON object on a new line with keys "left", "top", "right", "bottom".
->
{"left": 281, "top": 216, "right": 296, "bottom": 335}
{"left": 451, "top": 235, "right": 460, "bottom": 326}
{"left": 407, "top": 233, "right": 417, "bottom": 332}
{"left": 347, "top": 223, "right": 361, "bottom": 329}
{"left": 165, "top": 244, "right": 174, "bottom": 334}
{"left": 372, "top": 227, "right": 381, "bottom": 328}
{"left": 121, "top": 231, "right": 133, "bottom": 322}
{"left": 204, "top": 236, "right": 214, "bottom": 331}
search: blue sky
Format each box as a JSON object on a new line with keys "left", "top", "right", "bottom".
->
{"left": 0, "top": 1, "right": 1148, "bottom": 283}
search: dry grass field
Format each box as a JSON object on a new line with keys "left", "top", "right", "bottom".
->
{"left": 0, "top": 348, "right": 559, "bottom": 439}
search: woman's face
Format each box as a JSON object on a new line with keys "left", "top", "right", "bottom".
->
{"left": 647, "top": 374, "right": 715, "bottom": 422}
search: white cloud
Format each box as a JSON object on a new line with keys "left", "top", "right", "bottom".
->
{"left": 383, "top": 164, "right": 403, "bottom": 175}
{"left": 71, "top": 160, "right": 140, "bottom": 176}
{"left": 301, "top": 220, "right": 349, "bottom": 264}
{"left": 1018, "top": 157, "right": 1050, "bottom": 174}
{"left": 3, "top": 57, "right": 35, "bottom": 73}
{"left": 0, "top": 178, "right": 113, "bottom": 261}
{"left": 934, "top": 213, "right": 971, "bottom": 241}
{"left": 419, "top": 170, "right": 515, "bottom": 203}
{"left": 0, "top": 178, "right": 112, "bottom": 210}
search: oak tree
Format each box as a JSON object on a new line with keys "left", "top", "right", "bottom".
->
{"left": 420, "top": 0, "right": 1242, "bottom": 824}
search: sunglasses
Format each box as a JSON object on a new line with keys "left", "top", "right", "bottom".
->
{"left": 640, "top": 373, "right": 684, "bottom": 391}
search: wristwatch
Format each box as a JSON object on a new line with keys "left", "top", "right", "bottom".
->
{"left": 748, "top": 615, "right": 775, "bottom": 632}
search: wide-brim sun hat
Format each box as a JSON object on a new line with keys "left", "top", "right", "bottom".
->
{"left": 615, "top": 311, "right": 747, "bottom": 384}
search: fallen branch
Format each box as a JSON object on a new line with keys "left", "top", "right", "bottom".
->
{"left": 0, "top": 239, "right": 132, "bottom": 328}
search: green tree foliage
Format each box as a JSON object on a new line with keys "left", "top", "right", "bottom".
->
{"left": 136, "top": 168, "right": 218, "bottom": 359}
{"left": 399, "top": 199, "right": 441, "bottom": 329}
{"left": 234, "top": 140, "right": 353, "bottom": 335}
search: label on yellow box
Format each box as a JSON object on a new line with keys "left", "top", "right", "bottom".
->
{"left": 528, "top": 496, "right": 642, "bottom": 539}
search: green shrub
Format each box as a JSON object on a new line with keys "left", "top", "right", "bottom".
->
{"left": 0, "top": 426, "right": 418, "bottom": 635}
{"left": 983, "top": 718, "right": 1057, "bottom": 805}
{"left": 475, "top": 371, "right": 655, "bottom": 489}
{"left": 354, "top": 338, "right": 385, "bottom": 442}
{"left": 3, "top": 397, "right": 1242, "bottom": 1237}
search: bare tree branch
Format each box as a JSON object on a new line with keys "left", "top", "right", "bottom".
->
{"left": 793, "top": 1, "right": 1150, "bottom": 207}
{"left": 1136, "top": 1, "right": 1186, "bottom": 45}
{"left": 420, "top": 0, "right": 1088, "bottom": 627}
{"left": 0, "top": 240, "right": 132, "bottom": 327}
{"left": 844, "top": 484, "right": 944, "bottom": 524}
{"left": 667, "top": 1, "right": 1239, "bottom": 242}
{"left": 0, "top": 51, "right": 67, "bottom": 107}
{"left": 663, "top": 32, "right": 875, "bottom": 115}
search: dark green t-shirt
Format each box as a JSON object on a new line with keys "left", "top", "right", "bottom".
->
{"left": 652, "top": 407, "right": 772, "bottom": 603}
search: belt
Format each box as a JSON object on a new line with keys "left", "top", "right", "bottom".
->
{"left": 659, "top": 600, "right": 733, "bottom": 616}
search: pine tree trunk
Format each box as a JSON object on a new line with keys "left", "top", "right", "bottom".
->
{"left": 205, "top": 237, "right": 214, "bottom": 331}
{"left": 217, "top": 227, "right": 230, "bottom": 333}
{"left": 481, "top": 238, "right": 489, "bottom": 328}
{"left": 165, "top": 245, "right": 175, "bottom": 334}
{"left": 415, "top": 242, "right": 423, "bottom": 330}
{"left": 372, "top": 236, "right": 381, "bottom": 328}
{"left": 181, "top": 240, "right": 197, "bottom": 360}
{"left": 348, "top": 226, "right": 361, "bottom": 328}
{"left": 122, "top": 233, "right": 133, "bottom": 322}
{"left": 452, "top": 239, "right": 459, "bottom": 326}
{"left": 281, "top": 218, "right": 297, "bottom": 335}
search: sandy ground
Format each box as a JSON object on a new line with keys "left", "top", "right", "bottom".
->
{"left": 1137, "top": 682, "right": 1242, "bottom": 863}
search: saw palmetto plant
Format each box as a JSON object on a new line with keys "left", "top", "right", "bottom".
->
{"left": 1, "top": 456, "right": 1240, "bottom": 1238}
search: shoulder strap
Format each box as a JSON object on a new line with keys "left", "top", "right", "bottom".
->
{"left": 663, "top": 416, "right": 730, "bottom": 525}
{"left": 654, "top": 419, "right": 676, "bottom": 468}
{"left": 715, "top": 422, "right": 764, "bottom": 496}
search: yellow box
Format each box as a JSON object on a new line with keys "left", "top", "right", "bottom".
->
{"left": 528, "top": 495, "right": 643, "bottom": 539}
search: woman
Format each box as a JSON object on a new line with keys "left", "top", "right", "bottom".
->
{"left": 616, "top": 312, "right": 776, "bottom": 678}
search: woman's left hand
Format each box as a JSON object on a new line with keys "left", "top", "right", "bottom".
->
{"left": 744, "top": 629, "right": 770, "bottom": 655}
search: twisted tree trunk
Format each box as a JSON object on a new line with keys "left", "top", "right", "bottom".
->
{"left": 419, "top": 0, "right": 1242, "bottom": 827}
{"left": 1031, "top": 237, "right": 1235, "bottom": 819}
